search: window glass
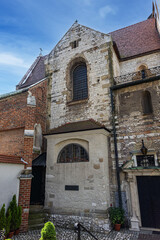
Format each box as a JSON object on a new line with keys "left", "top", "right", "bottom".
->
{"left": 142, "top": 91, "right": 153, "bottom": 114}
{"left": 73, "top": 64, "right": 88, "bottom": 101}
{"left": 58, "top": 144, "right": 89, "bottom": 163}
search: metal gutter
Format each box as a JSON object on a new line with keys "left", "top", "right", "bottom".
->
{"left": 110, "top": 74, "right": 160, "bottom": 208}
{"left": 110, "top": 89, "right": 122, "bottom": 208}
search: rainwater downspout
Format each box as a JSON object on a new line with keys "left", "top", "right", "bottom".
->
{"left": 110, "top": 88, "right": 122, "bottom": 208}
{"left": 110, "top": 74, "right": 160, "bottom": 208}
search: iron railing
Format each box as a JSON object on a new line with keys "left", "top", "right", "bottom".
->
{"left": 75, "top": 222, "right": 99, "bottom": 240}
{"left": 114, "top": 66, "right": 160, "bottom": 85}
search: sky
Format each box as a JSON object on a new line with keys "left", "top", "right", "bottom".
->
{"left": 0, "top": 0, "right": 156, "bottom": 95}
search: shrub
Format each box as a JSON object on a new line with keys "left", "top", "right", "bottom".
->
{"left": 5, "top": 209, "right": 11, "bottom": 236}
{"left": 40, "top": 222, "right": 56, "bottom": 240}
{"left": 7, "top": 195, "right": 22, "bottom": 231}
{"left": 0, "top": 204, "right": 6, "bottom": 230}
{"left": 108, "top": 207, "right": 125, "bottom": 225}
{"left": 16, "top": 206, "right": 22, "bottom": 230}
{"left": 7, "top": 195, "right": 17, "bottom": 231}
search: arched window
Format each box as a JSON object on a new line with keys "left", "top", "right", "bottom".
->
{"left": 57, "top": 144, "right": 89, "bottom": 163}
{"left": 142, "top": 91, "right": 153, "bottom": 114}
{"left": 72, "top": 63, "right": 88, "bottom": 101}
{"left": 137, "top": 64, "right": 148, "bottom": 79}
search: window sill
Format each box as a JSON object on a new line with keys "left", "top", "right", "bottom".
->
{"left": 67, "top": 98, "right": 88, "bottom": 106}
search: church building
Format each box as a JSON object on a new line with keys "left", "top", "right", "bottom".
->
{"left": 0, "top": 2, "right": 160, "bottom": 232}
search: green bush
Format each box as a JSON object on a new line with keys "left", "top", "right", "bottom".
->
{"left": 7, "top": 195, "right": 17, "bottom": 231}
{"left": 5, "top": 209, "right": 11, "bottom": 236}
{"left": 40, "top": 222, "right": 56, "bottom": 240}
{"left": 108, "top": 207, "right": 125, "bottom": 225}
{"left": 0, "top": 204, "right": 6, "bottom": 230}
{"left": 16, "top": 205, "right": 22, "bottom": 230}
{"left": 7, "top": 194, "right": 22, "bottom": 231}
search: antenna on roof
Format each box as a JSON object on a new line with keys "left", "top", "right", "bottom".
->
{"left": 155, "top": 1, "right": 159, "bottom": 19}
{"left": 39, "top": 48, "right": 43, "bottom": 56}
{"left": 152, "top": 1, "right": 155, "bottom": 17}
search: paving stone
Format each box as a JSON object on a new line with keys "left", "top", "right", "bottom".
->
{"left": 11, "top": 228, "right": 139, "bottom": 240}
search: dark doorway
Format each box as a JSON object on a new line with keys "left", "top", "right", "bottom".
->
{"left": 30, "top": 153, "right": 46, "bottom": 205}
{"left": 137, "top": 176, "right": 160, "bottom": 228}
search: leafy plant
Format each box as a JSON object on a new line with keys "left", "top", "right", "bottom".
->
{"left": 108, "top": 207, "right": 125, "bottom": 225}
{"left": 5, "top": 209, "right": 11, "bottom": 236}
{"left": 40, "top": 222, "right": 56, "bottom": 240}
{"left": 15, "top": 206, "right": 22, "bottom": 230}
{"left": 0, "top": 204, "right": 6, "bottom": 230}
{"left": 7, "top": 195, "right": 17, "bottom": 231}
{"left": 7, "top": 195, "right": 22, "bottom": 232}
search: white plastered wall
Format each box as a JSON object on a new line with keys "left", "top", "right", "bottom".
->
{"left": 0, "top": 163, "right": 24, "bottom": 209}
{"left": 45, "top": 129, "right": 110, "bottom": 216}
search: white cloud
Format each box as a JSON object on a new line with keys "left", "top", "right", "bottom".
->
{"left": 99, "top": 5, "right": 116, "bottom": 18}
{"left": 0, "top": 53, "right": 30, "bottom": 68}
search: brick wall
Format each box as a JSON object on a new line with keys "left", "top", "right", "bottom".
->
{"left": 19, "top": 178, "right": 32, "bottom": 232}
{"left": 0, "top": 79, "right": 48, "bottom": 232}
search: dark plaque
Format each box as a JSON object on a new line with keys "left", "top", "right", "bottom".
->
{"left": 65, "top": 185, "right": 79, "bottom": 191}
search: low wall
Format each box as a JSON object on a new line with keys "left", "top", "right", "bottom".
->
{"left": 46, "top": 214, "right": 110, "bottom": 234}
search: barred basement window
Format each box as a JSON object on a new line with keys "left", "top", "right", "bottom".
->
{"left": 72, "top": 63, "right": 88, "bottom": 101}
{"left": 57, "top": 144, "right": 89, "bottom": 163}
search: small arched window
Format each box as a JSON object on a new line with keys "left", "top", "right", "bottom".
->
{"left": 57, "top": 144, "right": 89, "bottom": 163}
{"left": 142, "top": 91, "right": 153, "bottom": 114}
{"left": 137, "top": 64, "right": 148, "bottom": 79}
{"left": 72, "top": 63, "right": 88, "bottom": 101}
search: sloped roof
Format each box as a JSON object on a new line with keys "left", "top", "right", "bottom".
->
{"left": 0, "top": 155, "right": 25, "bottom": 164}
{"left": 110, "top": 18, "right": 160, "bottom": 60}
{"left": 32, "top": 152, "right": 46, "bottom": 167}
{"left": 16, "top": 55, "right": 47, "bottom": 89}
{"left": 45, "top": 119, "right": 110, "bottom": 135}
{"left": 16, "top": 17, "right": 160, "bottom": 89}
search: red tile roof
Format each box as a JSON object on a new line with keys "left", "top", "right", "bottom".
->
{"left": 110, "top": 18, "right": 160, "bottom": 60}
{"left": 0, "top": 155, "right": 25, "bottom": 164}
{"left": 17, "top": 18, "right": 160, "bottom": 89}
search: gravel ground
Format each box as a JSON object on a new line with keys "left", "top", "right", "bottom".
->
{"left": 11, "top": 228, "right": 139, "bottom": 240}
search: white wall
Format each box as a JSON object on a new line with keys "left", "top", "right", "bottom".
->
{"left": 45, "top": 129, "right": 110, "bottom": 216}
{"left": 0, "top": 163, "right": 24, "bottom": 209}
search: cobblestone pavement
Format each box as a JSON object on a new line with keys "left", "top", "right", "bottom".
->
{"left": 11, "top": 228, "right": 160, "bottom": 240}
{"left": 12, "top": 228, "right": 139, "bottom": 240}
{"left": 138, "top": 233, "right": 160, "bottom": 240}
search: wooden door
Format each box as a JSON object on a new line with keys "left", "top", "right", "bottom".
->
{"left": 137, "top": 176, "right": 160, "bottom": 228}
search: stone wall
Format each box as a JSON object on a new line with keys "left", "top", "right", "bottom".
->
{"left": 114, "top": 81, "right": 160, "bottom": 165}
{"left": 45, "top": 22, "right": 113, "bottom": 130}
{"left": 45, "top": 129, "right": 110, "bottom": 217}
{"left": 119, "top": 52, "right": 160, "bottom": 76}
{"left": 47, "top": 214, "right": 110, "bottom": 233}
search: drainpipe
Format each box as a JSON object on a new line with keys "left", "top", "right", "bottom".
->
{"left": 110, "top": 88, "right": 122, "bottom": 208}
{"left": 110, "top": 74, "right": 160, "bottom": 209}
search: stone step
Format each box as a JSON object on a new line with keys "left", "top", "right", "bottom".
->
{"left": 29, "top": 205, "right": 44, "bottom": 213}
{"left": 29, "top": 212, "right": 46, "bottom": 220}
{"left": 28, "top": 222, "right": 45, "bottom": 230}
{"left": 28, "top": 205, "right": 46, "bottom": 230}
{"left": 29, "top": 217, "right": 45, "bottom": 225}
